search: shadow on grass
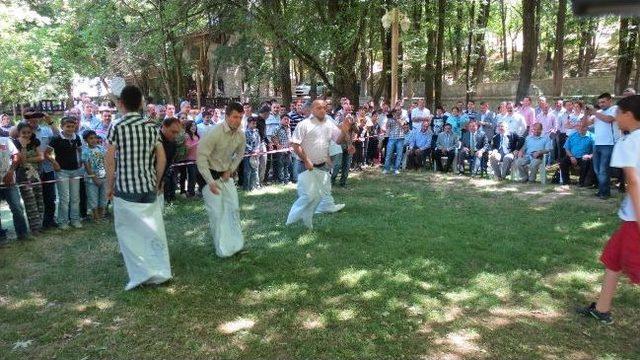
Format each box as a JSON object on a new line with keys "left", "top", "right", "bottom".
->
{"left": 1, "top": 169, "right": 638, "bottom": 359}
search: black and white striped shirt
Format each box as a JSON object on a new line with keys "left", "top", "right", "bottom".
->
{"left": 107, "top": 112, "right": 160, "bottom": 194}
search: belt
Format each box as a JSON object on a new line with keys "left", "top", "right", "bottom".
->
{"left": 209, "top": 169, "right": 223, "bottom": 180}
{"left": 313, "top": 162, "right": 326, "bottom": 168}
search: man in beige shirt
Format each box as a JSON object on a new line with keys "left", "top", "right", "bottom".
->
{"left": 196, "top": 102, "right": 247, "bottom": 257}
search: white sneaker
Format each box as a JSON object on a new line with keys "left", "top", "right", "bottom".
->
{"left": 394, "top": 170, "right": 400, "bottom": 175}
{"left": 382, "top": 170, "right": 388, "bottom": 175}
{"left": 333, "top": 204, "right": 345, "bottom": 212}
{"left": 71, "top": 221, "right": 83, "bottom": 229}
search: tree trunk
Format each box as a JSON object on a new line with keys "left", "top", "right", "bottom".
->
{"left": 516, "top": 0, "right": 538, "bottom": 103}
{"left": 381, "top": 24, "right": 392, "bottom": 103}
{"left": 453, "top": 0, "right": 464, "bottom": 79}
{"left": 500, "top": 0, "right": 508, "bottom": 68}
{"left": 552, "top": 0, "right": 566, "bottom": 96}
{"left": 464, "top": 0, "right": 476, "bottom": 103}
{"left": 615, "top": 18, "right": 639, "bottom": 95}
{"left": 435, "top": 0, "right": 446, "bottom": 107}
{"left": 424, "top": 0, "right": 436, "bottom": 108}
{"left": 472, "top": 0, "right": 491, "bottom": 86}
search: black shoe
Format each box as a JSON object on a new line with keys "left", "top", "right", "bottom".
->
{"left": 576, "top": 302, "right": 614, "bottom": 325}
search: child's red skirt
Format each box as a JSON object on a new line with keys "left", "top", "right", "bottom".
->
{"left": 601, "top": 221, "right": 640, "bottom": 284}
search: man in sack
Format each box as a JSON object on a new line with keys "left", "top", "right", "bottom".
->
{"left": 105, "top": 85, "right": 171, "bottom": 291}
{"left": 196, "top": 102, "right": 246, "bottom": 257}
{"left": 286, "top": 99, "right": 350, "bottom": 229}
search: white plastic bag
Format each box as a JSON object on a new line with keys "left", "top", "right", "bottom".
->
{"left": 114, "top": 195, "right": 172, "bottom": 291}
{"left": 203, "top": 179, "right": 244, "bottom": 257}
{"left": 315, "top": 179, "right": 345, "bottom": 214}
{"left": 286, "top": 169, "right": 330, "bottom": 228}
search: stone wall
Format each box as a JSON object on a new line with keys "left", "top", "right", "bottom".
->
{"left": 403, "top": 75, "right": 615, "bottom": 106}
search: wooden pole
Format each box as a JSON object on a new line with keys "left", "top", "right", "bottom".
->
{"left": 391, "top": 9, "right": 399, "bottom": 106}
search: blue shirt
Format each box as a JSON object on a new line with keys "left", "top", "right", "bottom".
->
{"left": 446, "top": 115, "right": 462, "bottom": 137}
{"left": 35, "top": 124, "right": 55, "bottom": 173}
{"left": 410, "top": 129, "right": 433, "bottom": 150}
{"left": 81, "top": 145, "right": 107, "bottom": 178}
{"left": 522, "top": 135, "right": 552, "bottom": 157}
{"left": 564, "top": 131, "right": 594, "bottom": 158}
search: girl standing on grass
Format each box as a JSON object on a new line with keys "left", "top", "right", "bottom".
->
{"left": 82, "top": 130, "right": 108, "bottom": 221}
{"left": 577, "top": 95, "right": 640, "bottom": 325}
{"left": 183, "top": 120, "right": 203, "bottom": 197}
{"left": 13, "top": 122, "right": 44, "bottom": 234}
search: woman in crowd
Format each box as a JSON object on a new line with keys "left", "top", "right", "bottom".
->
{"left": 0, "top": 113, "right": 14, "bottom": 137}
{"left": 184, "top": 120, "right": 203, "bottom": 197}
{"left": 175, "top": 113, "right": 188, "bottom": 195}
{"left": 13, "top": 122, "right": 44, "bottom": 234}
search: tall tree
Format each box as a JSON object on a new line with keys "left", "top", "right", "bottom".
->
{"left": 471, "top": 0, "right": 491, "bottom": 86}
{"left": 434, "top": 0, "right": 446, "bottom": 106}
{"left": 552, "top": 0, "right": 566, "bottom": 96}
{"left": 515, "top": 0, "right": 539, "bottom": 103}
{"left": 424, "top": 0, "right": 436, "bottom": 108}
{"left": 452, "top": 1, "right": 464, "bottom": 79}
{"left": 464, "top": 0, "right": 477, "bottom": 102}
{"left": 614, "top": 18, "right": 639, "bottom": 95}
{"left": 500, "top": 0, "right": 508, "bottom": 67}
{"left": 576, "top": 18, "right": 598, "bottom": 77}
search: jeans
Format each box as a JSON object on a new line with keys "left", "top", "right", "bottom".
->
{"left": 242, "top": 157, "right": 258, "bottom": 191}
{"left": 331, "top": 149, "right": 352, "bottom": 186}
{"left": 186, "top": 163, "right": 204, "bottom": 195}
{"left": 56, "top": 169, "right": 81, "bottom": 225}
{"left": 0, "top": 185, "right": 29, "bottom": 237}
{"left": 40, "top": 171, "right": 57, "bottom": 227}
{"left": 163, "top": 169, "right": 177, "bottom": 202}
{"left": 274, "top": 152, "right": 293, "bottom": 184}
{"left": 384, "top": 138, "right": 405, "bottom": 171}
{"left": 86, "top": 178, "right": 107, "bottom": 210}
{"left": 116, "top": 191, "right": 156, "bottom": 204}
{"left": 593, "top": 145, "right": 613, "bottom": 196}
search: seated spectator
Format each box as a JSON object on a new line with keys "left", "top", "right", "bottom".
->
{"left": 457, "top": 120, "right": 489, "bottom": 176}
{"left": 514, "top": 123, "right": 552, "bottom": 182}
{"left": 435, "top": 123, "right": 458, "bottom": 172}
{"left": 559, "top": 121, "right": 595, "bottom": 186}
{"left": 406, "top": 121, "right": 433, "bottom": 170}
{"left": 489, "top": 122, "right": 522, "bottom": 180}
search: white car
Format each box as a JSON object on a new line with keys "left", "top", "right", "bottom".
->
{"left": 295, "top": 83, "right": 325, "bottom": 97}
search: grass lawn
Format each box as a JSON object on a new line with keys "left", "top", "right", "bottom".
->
{"left": 1, "top": 169, "right": 639, "bottom": 359}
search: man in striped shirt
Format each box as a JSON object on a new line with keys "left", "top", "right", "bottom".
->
{"left": 105, "top": 85, "right": 171, "bottom": 290}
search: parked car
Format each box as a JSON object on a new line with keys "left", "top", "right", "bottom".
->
{"left": 295, "top": 82, "right": 325, "bottom": 97}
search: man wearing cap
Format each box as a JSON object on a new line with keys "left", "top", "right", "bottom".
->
{"left": 24, "top": 110, "right": 59, "bottom": 230}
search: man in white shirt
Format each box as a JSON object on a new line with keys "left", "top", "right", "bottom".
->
{"left": 410, "top": 98, "right": 431, "bottom": 131}
{"left": 0, "top": 136, "right": 29, "bottom": 242}
{"left": 504, "top": 101, "right": 527, "bottom": 138}
{"left": 586, "top": 93, "right": 620, "bottom": 199}
{"left": 197, "top": 110, "right": 217, "bottom": 137}
{"left": 287, "top": 100, "right": 351, "bottom": 227}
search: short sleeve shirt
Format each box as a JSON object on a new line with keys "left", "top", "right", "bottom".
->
{"left": 610, "top": 129, "right": 640, "bottom": 221}
{"left": 594, "top": 105, "right": 619, "bottom": 145}
{"left": 81, "top": 145, "right": 107, "bottom": 178}
{"left": 290, "top": 116, "right": 341, "bottom": 165}
{"left": 0, "top": 137, "right": 18, "bottom": 180}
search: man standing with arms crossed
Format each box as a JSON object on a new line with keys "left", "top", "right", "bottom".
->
{"left": 105, "top": 85, "right": 170, "bottom": 291}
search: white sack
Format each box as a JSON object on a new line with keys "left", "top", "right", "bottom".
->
{"left": 286, "top": 169, "right": 330, "bottom": 228}
{"left": 114, "top": 195, "right": 172, "bottom": 291}
{"left": 203, "top": 179, "right": 244, "bottom": 257}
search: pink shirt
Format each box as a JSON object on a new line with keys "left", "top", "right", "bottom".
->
{"left": 519, "top": 106, "right": 535, "bottom": 130}
{"left": 535, "top": 112, "right": 557, "bottom": 136}
{"left": 185, "top": 135, "right": 200, "bottom": 161}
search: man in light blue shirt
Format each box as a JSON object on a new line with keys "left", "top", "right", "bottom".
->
{"left": 515, "top": 123, "right": 552, "bottom": 182}
{"left": 406, "top": 121, "right": 433, "bottom": 170}
{"left": 559, "top": 121, "right": 595, "bottom": 186}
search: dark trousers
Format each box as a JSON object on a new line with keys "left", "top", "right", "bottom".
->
{"left": 366, "top": 138, "right": 379, "bottom": 165}
{"left": 79, "top": 178, "right": 87, "bottom": 218}
{"left": 40, "top": 171, "right": 57, "bottom": 227}
{"left": 186, "top": 163, "right": 204, "bottom": 195}
{"left": 332, "top": 149, "right": 352, "bottom": 186}
{"left": 177, "top": 163, "right": 187, "bottom": 193}
{"left": 163, "top": 169, "right": 177, "bottom": 203}
{"left": 407, "top": 148, "right": 431, "bottom": 170}
{"left": 435, "top": 149, "right": 454, "bottom": 172}
{"left": 554, "top": 133, "right": 568, "bottom": 163}
{"left": 274, "top": 152, "right": 293, "bottom": 184}
{"left": 559, "top": 157, "right": 594, "bottom": 186}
